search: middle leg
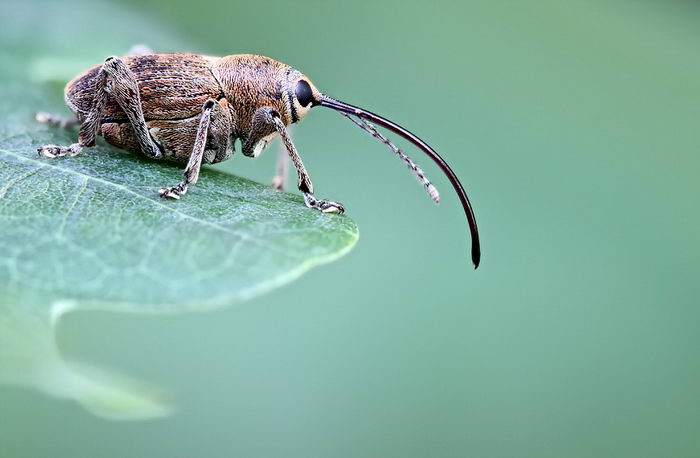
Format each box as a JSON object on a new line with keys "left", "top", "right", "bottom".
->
{"left": 271, "top": 140, "right": 289, "bottom": 191}
{"left": 158, "top": 98, "right": 235, "bottom": 199}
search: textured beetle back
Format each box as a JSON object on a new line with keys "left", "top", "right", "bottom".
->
{"left": 65, "top": 53, "right": 223, "bottom": 122}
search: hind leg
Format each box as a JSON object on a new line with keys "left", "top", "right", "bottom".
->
{"left": 38, "top": 56, "right": 162, "bottom": 160}
{"left": 34, "top": 45, "right": 150, "bottom": 138}
{"left": 35, "top": 112, "right": 80, "bottom": 129}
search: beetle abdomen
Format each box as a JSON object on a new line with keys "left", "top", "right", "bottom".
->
{"left": 65, "top": 53, "right": 223, "bottom": 122}
{"left": 101, "top": 118, "right": 200, "bottom": 162}
{"left": 100, "top": 96, "right": 235, "bottom": 164}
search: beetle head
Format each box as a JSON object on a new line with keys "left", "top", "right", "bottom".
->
{"left": 280, "top": 65, "right": 480, "bottom": 268}
{"left": 283, "top": 70, "right": 322, "bottom": 123}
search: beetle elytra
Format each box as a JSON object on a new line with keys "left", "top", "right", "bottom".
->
{"left": 36, "top": 48, "right": 481, "bottom": 267}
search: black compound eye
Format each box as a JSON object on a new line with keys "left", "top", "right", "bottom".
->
{"left": 295, "top": 80, "right": 314, "bottom": 107}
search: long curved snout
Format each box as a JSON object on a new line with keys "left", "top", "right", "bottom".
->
{"left": 318, "top": 95, "right": 481, "bottom": 268}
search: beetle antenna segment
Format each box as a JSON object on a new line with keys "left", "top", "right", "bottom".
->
{"left": 318, "top": 95, "right": 481, "bottom": 268}
{"left": 339, "top": 112, "right": 440, "bottom": 204}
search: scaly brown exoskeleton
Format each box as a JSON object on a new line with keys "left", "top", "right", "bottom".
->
{"left": 37, "top": 50, "right": 481, "bottom": 267}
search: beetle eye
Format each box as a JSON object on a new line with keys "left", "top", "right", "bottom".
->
{"left": 295, "top": 80, "right": 314, "bottom": 107}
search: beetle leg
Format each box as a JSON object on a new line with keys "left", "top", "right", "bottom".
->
{"left": 272, "top": 116, "right": 344, "bottom": 213}
{"left": 126, "top": 44, "right": 153, "bottom": 56}
{"left": 271, "top": 140, "right": 289, "bottom": 191}
{"left": 38, "top": 56, "right": 163, "bottom": 160}
{"left": 158, "top": 99, "right": 217, "bottom": 199}
{"left": 86, "top": 56, "right": 163, "bottom": 159}
{"left": 35, "top": 112, "right": 80, "bottom": 128}
{"left": 243, "top": 107, "right": 344, "bottom": 214}
{"left": 36, "top": 143, "right": 83, "bottom": 158}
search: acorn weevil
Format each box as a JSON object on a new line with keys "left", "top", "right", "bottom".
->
{"left": 36, "top": 48, "right": 481, "bottom": 267}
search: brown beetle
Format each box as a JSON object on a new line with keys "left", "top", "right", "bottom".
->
{"left": 37, "top": 49, "right": 481, "bottom": 267}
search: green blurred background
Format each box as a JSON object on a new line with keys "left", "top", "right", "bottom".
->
{"left": 2, "top": 0, "right": 699, "bottom": 457}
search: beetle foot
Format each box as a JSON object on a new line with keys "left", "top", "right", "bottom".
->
{"left": 142, "top": 143, "right": 164, "bottom": 160}
{"left": 37, "top": 143, "right": 82, "bottom": 158}
{"left": 271, "top": 175, "right": 285, "bottom": 191}
{"left": 158, "top": 183, "right": 188, "bottom": 200}
{"left": 304, "top": 193, "right": 345, "bottom": 214}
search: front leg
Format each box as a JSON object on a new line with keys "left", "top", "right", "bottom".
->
{"left": 243, "top": 107, "right": 345, "bottom": 214}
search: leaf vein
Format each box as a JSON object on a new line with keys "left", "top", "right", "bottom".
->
{"left": 0, "top": 163, "right": 45, "bottom": 200}
{"left": 0, "top": 148, "right": 303, "bottom": 256}
{"left": 56, "top": 176, "right": 88, "bottom": 238}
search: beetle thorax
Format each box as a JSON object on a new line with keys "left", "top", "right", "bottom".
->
{"left": 211, "top": 54, "right": 303, "bottom": 137}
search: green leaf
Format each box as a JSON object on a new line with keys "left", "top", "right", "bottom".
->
{"left": 0, "top": 139, "right": 358, "bottom": 311}
{"left": 0, "top": 0, "right": 358, "bottom": 419}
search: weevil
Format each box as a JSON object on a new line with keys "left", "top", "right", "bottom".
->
{"left": 36, "top": 48, "right": 481, "bottom": 267}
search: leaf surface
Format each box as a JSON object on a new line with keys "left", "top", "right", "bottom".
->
{"left": 0, "top": 0, "right": 358, "bottom": 312}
